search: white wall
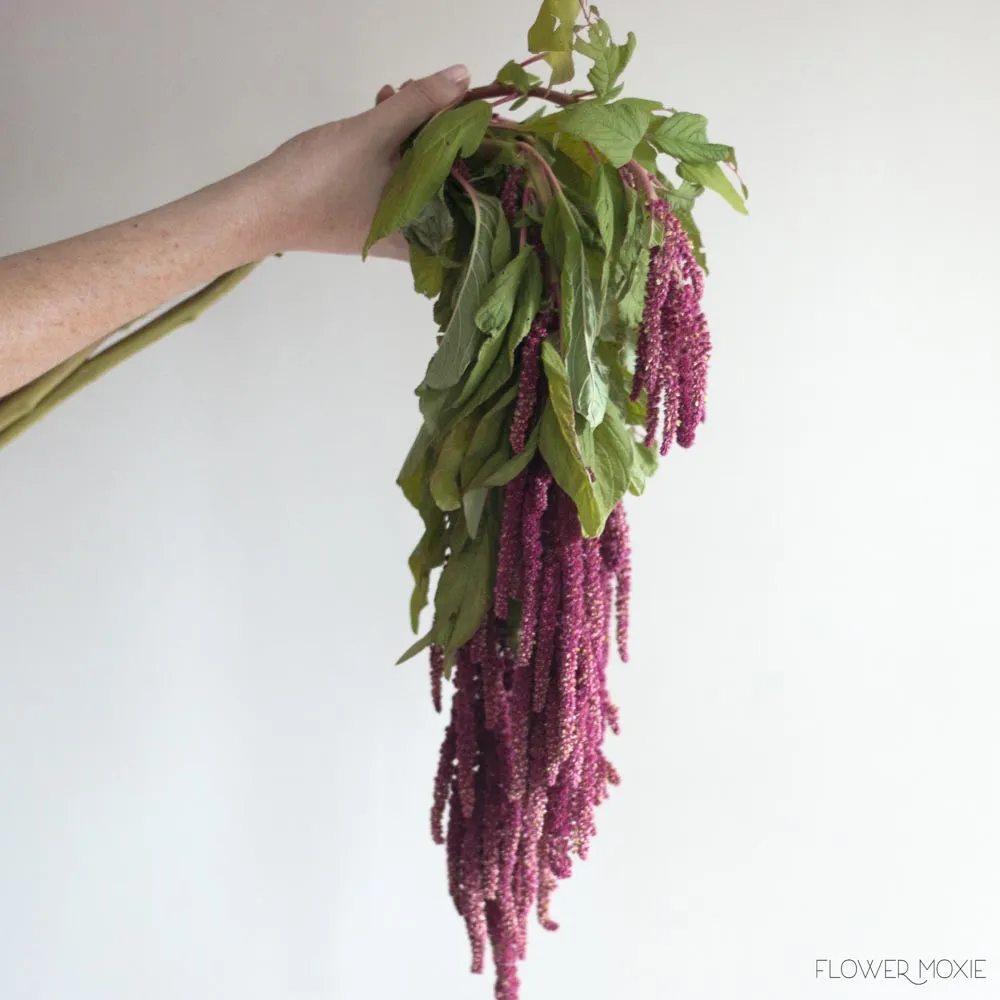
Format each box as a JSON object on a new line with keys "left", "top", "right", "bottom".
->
{"left": 2, "top": 1, "right": 999, "bottom": 998}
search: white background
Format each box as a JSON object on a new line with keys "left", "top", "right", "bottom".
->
{"left": 1, "top": 0, "right": 999, "bottom": 998}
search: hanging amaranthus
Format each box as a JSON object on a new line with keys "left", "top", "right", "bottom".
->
{"left": 0, "top": 5, "right": 745, "bottom": 996}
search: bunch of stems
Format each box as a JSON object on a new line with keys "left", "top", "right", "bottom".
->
{"left": 0, "top": 262, "right": 258, "bottom": 451}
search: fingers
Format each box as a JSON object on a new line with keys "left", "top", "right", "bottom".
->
{"left": 375, "top": 84, "right": 394, "bottom": 105}
{"left": 370, "top": 65, "right": 471, "bottom": 139}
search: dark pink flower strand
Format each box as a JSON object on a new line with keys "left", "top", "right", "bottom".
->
{"left": 509, "top": 312, "right": 553, "bottom": 455}
{"left": 630, "top": 200, "right": 713, "bottom": 455}
{"left": 500, "top": 166, "right": 525, "bottom": 222}
{"left": 428, "top": 463, "right": 631, "bottom": 1000}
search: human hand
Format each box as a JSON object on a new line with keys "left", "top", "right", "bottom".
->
{"left": 249, "top": 65, "right": 471, "bottom": 260}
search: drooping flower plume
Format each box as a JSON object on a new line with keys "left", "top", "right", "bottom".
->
{"left": 376, "top": 3, "right": 743, "bottom": 995}
{"left": 428, "top": 462, "right": 632, "bottom": 998}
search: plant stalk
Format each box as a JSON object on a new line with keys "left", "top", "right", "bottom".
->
{"left": 0, "top": 262, "right": 259, "bottom": 451}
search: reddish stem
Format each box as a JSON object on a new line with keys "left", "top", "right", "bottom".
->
{"left": 450, "top": 165, "right": 477, "bottom": 202}
{"left": 463, "top": 83, "right": 578, "bottom": 107}
{"left": 520, "top": 53, "right": 547, "bottom": 68}
{"left": 520, "top": 184, "right": 532, "bottom": 250}
{"left": 516, "top": 141, "right": 561, "bottom": 200}
{"left": 626, "top": 161, "right": 659, "bottom": 206}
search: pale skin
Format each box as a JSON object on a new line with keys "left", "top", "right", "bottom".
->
{"left": 0, "top": 65, "right": 472, "bottom": 398}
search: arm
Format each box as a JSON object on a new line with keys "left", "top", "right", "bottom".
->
{"left": 0, "top": 64, "right": 471, "bottom": 398}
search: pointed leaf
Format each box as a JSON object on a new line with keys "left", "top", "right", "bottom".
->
{"left": 678, "top": 161, "right": 748, "bottom": 214}
{"left": 425, "top": 192, "right": 505, "bottom": 388}
{"left": 363, "top": 101, "right": 492, "bottom": 256}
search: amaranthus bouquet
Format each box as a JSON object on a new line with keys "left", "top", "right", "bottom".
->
{"left": 0, "top": 2, "right": 745, "bottom": 996}
{"left": 364, "top": 1, "right": 745, "bottom": 996}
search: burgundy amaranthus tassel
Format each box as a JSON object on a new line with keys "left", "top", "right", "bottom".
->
{"left": 630, "top": 200, "right": 713, "bottom": 454}
{"left": 509, "top": 312, "right": 551, "bottom": 454}
{"left": 428, "top": 463, "right": 632, "bottom": 1000}
{"left": 500, "top": 166, "right": 524, "bottom": 222}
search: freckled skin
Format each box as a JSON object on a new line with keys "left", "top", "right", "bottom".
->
{"left": 0, "top": 66, "right": 471, "bottom": 397}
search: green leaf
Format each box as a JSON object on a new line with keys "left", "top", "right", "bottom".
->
{"left": 362, "top": 101, "right": 492, "bottom": 256}
{"left": 396, "top": 629, "right": 435, "bottom": 665}
{"left": 628, "top": 438, "right": 659, "bottom": 496}
{"left": 650, "top": 112, "right": 734, "bottom": 165}
{"left": 631, "top": 138, "right": 660, "bottom": 174}
{"left": 491, "top": 214, "right": 513, "bottom": 273}
{"left": 528, "top": 0, "right": 578, "bottom": 52}
{"left": 574, "top": 20, "right": 636, "bottom": 100}
{"left": 538, "top": 343, "right": 631, "bottom": 536}
{"left": 589, "top": 164, "right": 620, "bottom": 330}
{"left": 463, "top": 487, "right": 488, "bottom": 539}
{"left": 615, "top": 185, "right": 652, "bottom": 330}
{"left": 471, "top": 425, "right": 540, "bottom": 489}
{"left": 424, "top": 191, "right": 504, "bottom": 388}
{"left": 564, "top": 242, "right": 605, "bottom": 426}
{"left": 678, "top": 161, "right": 748, "bottom": 215}
{"left": 663, "top": 179, "right": 703, "bottom": 214}
{"left": 572, "top": 18, "right": 640, "bottom": 101}
{"left": 527, "top": 0, "right": 578, "bottom": 82}
{"left": 455, "top": 325, "right": 508, "bottom": 409}
{"left": 466, "top": 450, "right": 506, "bottom": 490}
{"left": 550, "top": 139, "right": 598, "bottom": 190}
{"left": 432, "top": 261, "right": 463, "bottom": 331}
{"left": 541, "top": 193, "right": 604, "bottom": 426}
{"left": 435, "top": 527, "right": 495, "bottom": 654}
{"left": 456, "top": 351, "right": 513, "bottom": 426}
{"left": 597, "top": 337, "right": 646, "bottom": 426}
{"left": 538, "top": 342, "right": 603, "bottom": 535}
{"left": 579, "top": 423, "right": 596, "bottom": 467}
{"left": 408, "top": 243, "right": 444, "bottom": 298}
{"left": 615, "top": 97, "right": 664, "bottom": 114}
{"left": 674, "top": 207, "right": 708, "bottom": 273}
{"left": 430, "top": 416, "right": 476, "bottom": 511}
{"left": 591, "top": 404, "right": 634, "bottom": 520}
{"left": 643, "top": 203, "right": 665, "bottom": 249}
{"left": 460, "top": 385, "right": 518, "bottom": 490}
{"left": 407, "top": 503, "right": 447, "bottom": 630}
{"left": 591, "top": 165, "right": 617, "bottom": 253}
{"left": 546, "top": 100, "right": 651, "bottom": 167}
{"left": 496, "top": 59, "right": 542, "bottom": 93}
{"left": 544, "top": 50, "right": 575, "bottom": 85}
{"left": 507, "top": 252, "right": 543, "bottom": 366}
{"left": 612, "top": 185, "right": 642, "bottom": 294}
{"left": 417, "top": 381, "right": 460, "bottom": 435}
{"left": 618, "top": 243, "right": 649, "bottom": 329}
{"left": 396, "top": 424, "right": 434, "bottom": 509}
{"left": 401, "top": 188, "right": 455, "bottom": 256}
{"left": 454, "top": 250, "right": 539, "bottom": 413}
{"left": 475, "top": 246, "right": 531, "bottom": 336}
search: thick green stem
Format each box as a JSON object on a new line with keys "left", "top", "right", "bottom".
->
{"left": 0, "top": 262, "right": 259, "bottom": 451}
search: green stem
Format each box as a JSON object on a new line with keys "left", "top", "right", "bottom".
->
{"left": 0, "top": 336, "right": 109, "bottom": 434}
{"left": 0, "top": 262, "right": 260, "bottom": 451}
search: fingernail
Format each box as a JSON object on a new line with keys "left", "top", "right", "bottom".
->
{"left": 440, "top": 64, "right": 470, "bottom": 87}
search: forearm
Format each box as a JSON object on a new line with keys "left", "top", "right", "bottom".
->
{"left": 0, "top": 164, "right": 276, "bottom": 397}
{"left": 0, "top": 65, "right": 470, "bottom": 400}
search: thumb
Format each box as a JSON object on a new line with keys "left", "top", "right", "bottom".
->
{"left": 373, "top": 65, "right": 471, "bottom": 139}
